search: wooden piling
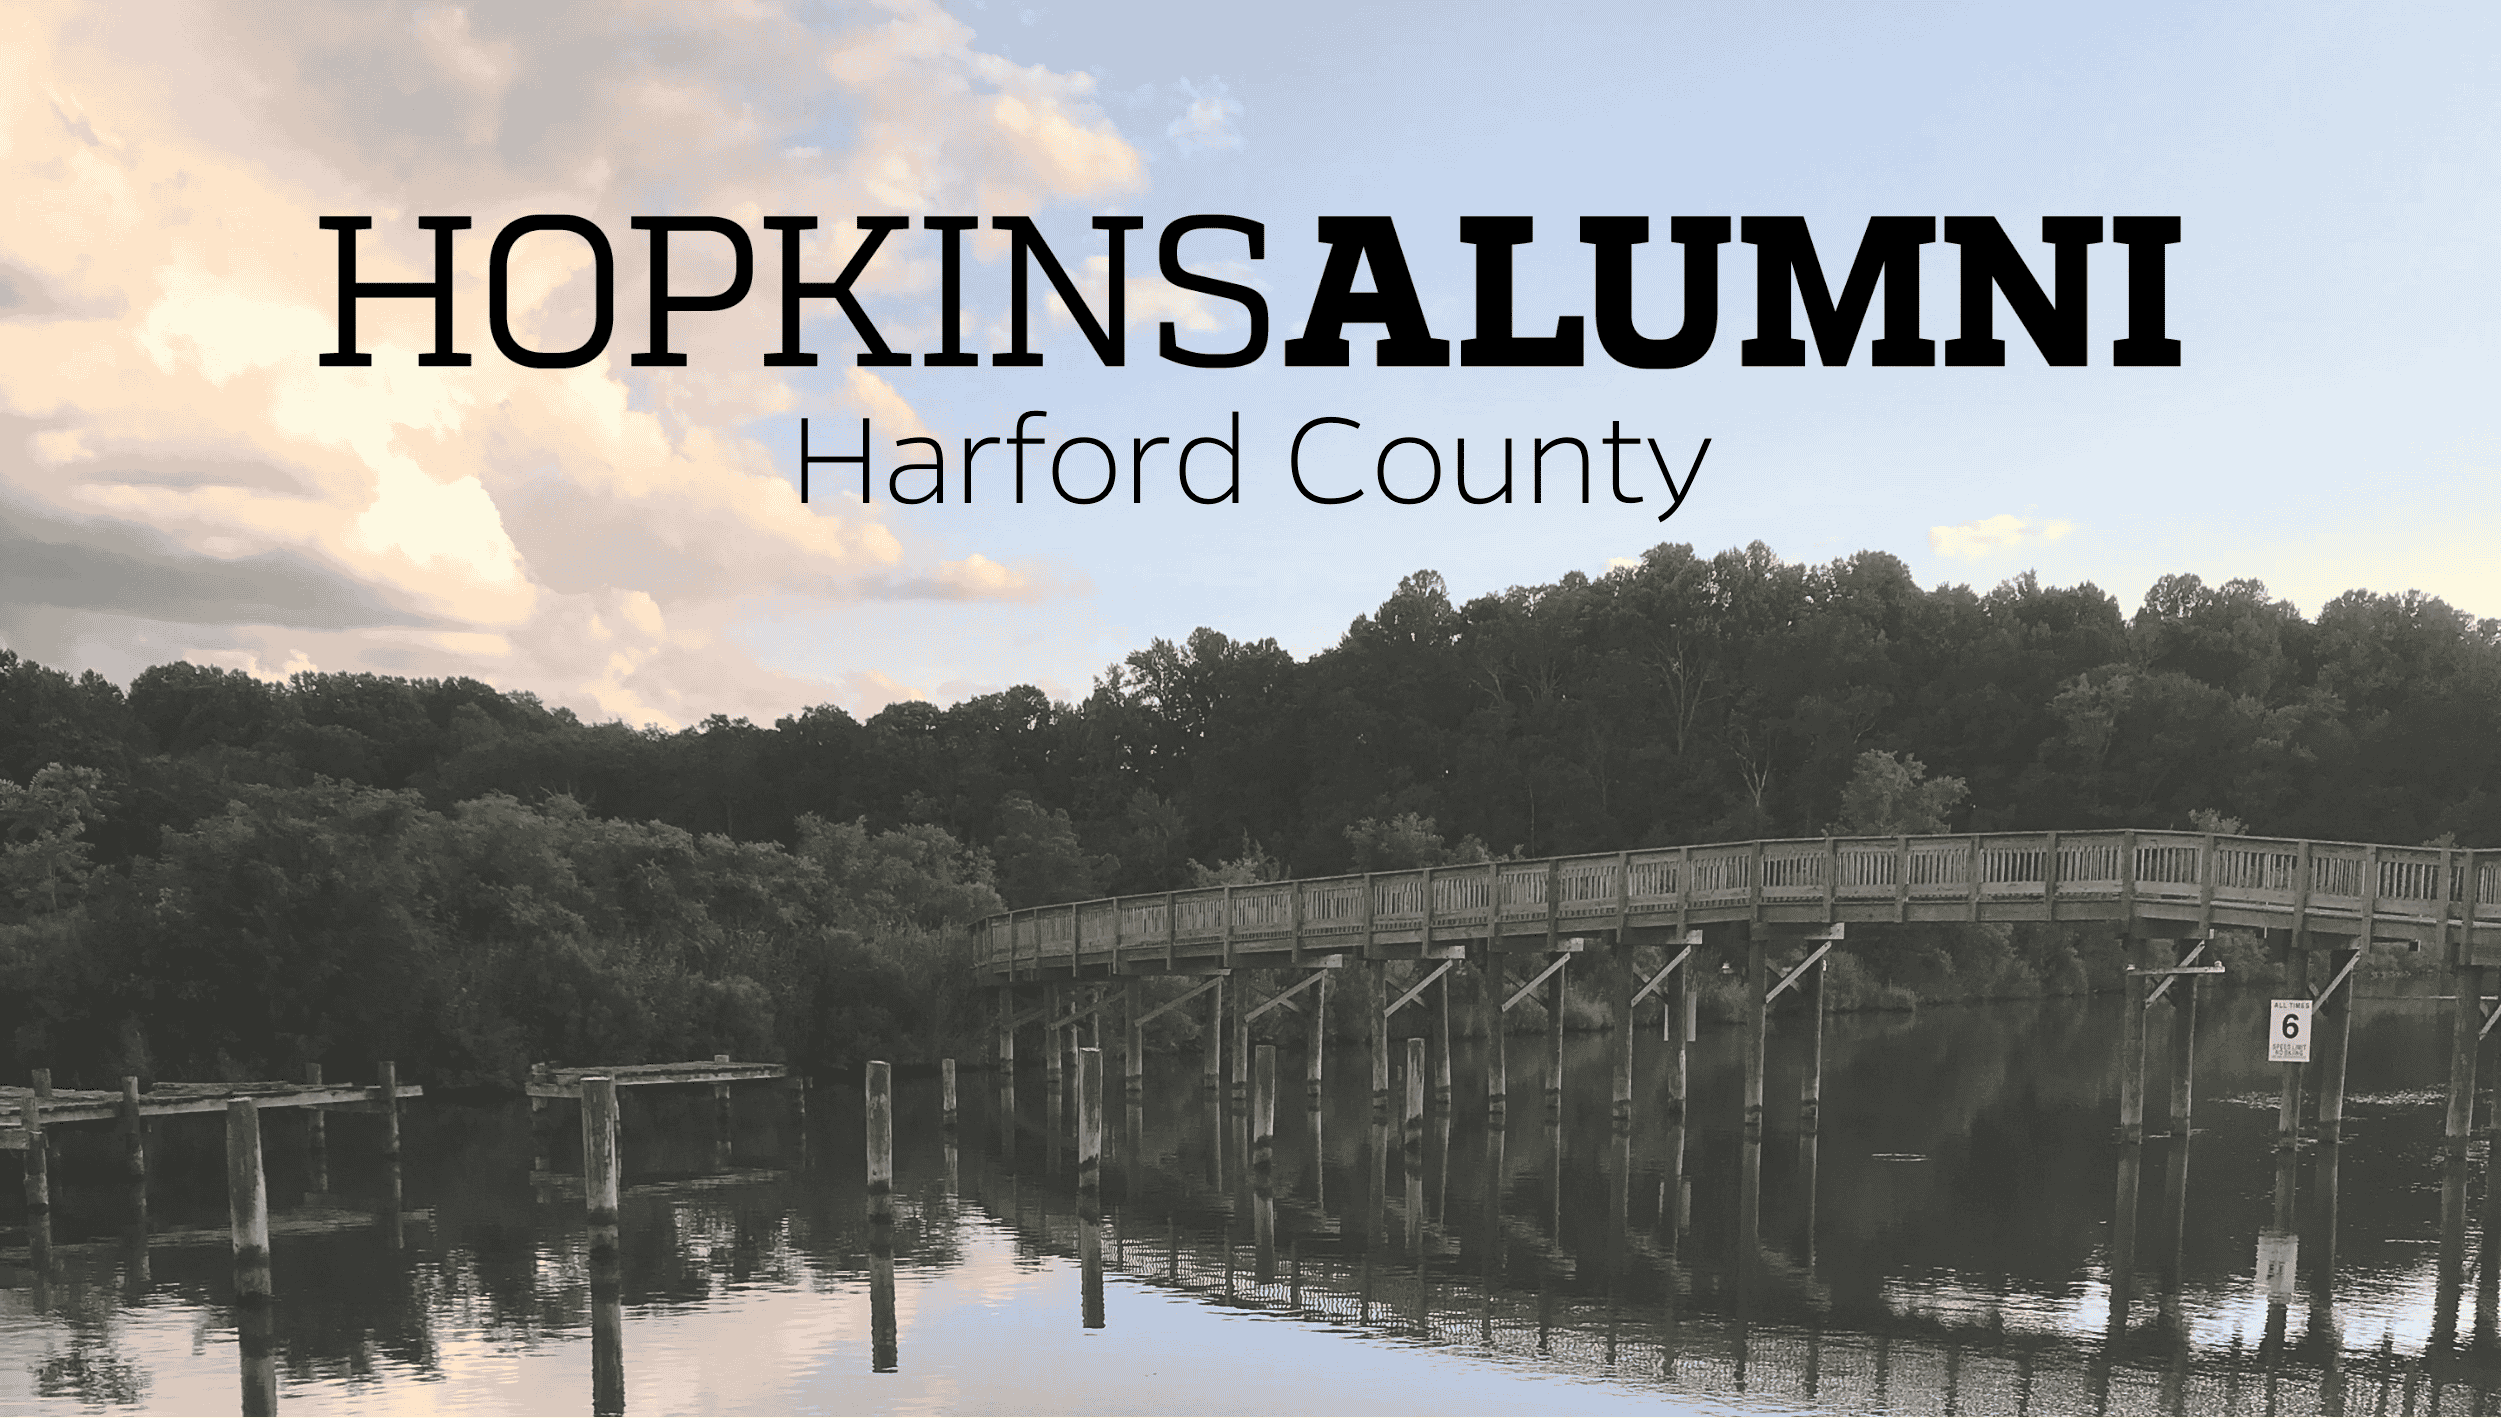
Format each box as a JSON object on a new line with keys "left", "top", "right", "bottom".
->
{"left": 226, "top": 1099, "right": 273, "bottom": 1303}
{"left": 1080, "top": 1216, "right": 1107, "bottom": 1328}
{"left": 1742, "top": 932, "right": 1767, "bottom": 1140}
{"left": 302, "top": 1063, "right": 327, "bottom": 1194}
{"left": 1204, "top": 977, "right": 1224, "bottom": 1095}
{"left": 1126, "top": 980, "right": 1146, "bottom": 1104}
{"left": 121, "top": 1076, "right": 146, "bottom": 1190}
{"left": 1546, "top": 956, "right": 1568, "bottom": 1118}
{"left": 996, "top": 989, "right": 1015, "bottom": 1073}
{"left": 582, "top": 1076, "right": 621, "bottom": 1229}
{"left": 1799, "top": 954, "right": 1826, "bottom": 1135}
{"left": 1306, "top": 970, "right": 1328, "bottom": 1108}
{"left": 1231, "top": 976, "right": 1251, "bottom": 1111}
{"left": 377, "top": 1059, "right": 401, "bottom": 1160}
{"left": 941, "top": 1058, "right": 959, "bottom": 1130}
{"left": 866, "top": 1060, "right": 895, "bottom": 1223}
{"left": 2276, "top": 939, "right": 2306, "bottom": 1151}
{"left": 32, "top": 1067, "right": 50, "bottom": 1098}
{"left": 1076, "top": 1046, "right": 1103, "bottom": 1218}
{"left": 2118, "top": 951, "right": 2149, "bottom": 1145}
{"left": 1665, "top": 957, "right": 1690, "bottom": 1127}
{"left": 2169, "top": 942, "right": 2200, "bottom": 1137}
{"left": 2315, "top": 945, "right": 2358, "bottom": 1145}
{"left": 1610, "top": 940, "right": 1635, "bottom": 1132}
{"left": 1434, "top": 969, "right": 1454, "bottom": 1112}
{"left": 2447, "top": 964, "right": 2482, "bottom": 1151}
{"left": 21, "top": 1092, "right": 47, "bottom": 1223}
{"left": 1369, "top": 962, "right": 1390, "bottom": 1119}
{"left": 1048, "top": 983, "right": 1068, "bottom": 1096}
{"left": 1252, "top": 1043, "right": 1277, "bottom": 1180}
{"left": 1480, "top": 952, "right": 1506, "bottom": 1124}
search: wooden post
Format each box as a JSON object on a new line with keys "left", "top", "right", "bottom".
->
{"left": 302, "top": 1063, "right": 328, "bottom": 1194}
{"left": 1742, "top": 930, "right": 1766, "bottom": 1140}
{"left": 1077, "top": 1046, "right": 1103, "bottom": 1219}
{"left": 1047, "top": 983, "right": 1067, "bottom": 1099}
{"left": 1126, "top": 980, "right": 1146, "bottom": 1104}
{"left": 229, "top": 1098, "right": 276, "bottom": 1417}
{"left": 1306, "top": 970, "right": 1328, "bottom": 1108}
{"left": 582, "top": 1076, "right": 621, "bottom": 1229}
{"left": 1610, "top": 938, "right": 1634, "bottom": 1132}
{"left": 1204, "top": 976, "right": 1224, "bottom": 1095}
{"left": 1231, "top": 971, "right": 1251, "bottom": 1111}
{"left": 1546, "top": 955, "right": 1569, "bottom": 1119}
{"left": 32, "top": 1067, "right": 50, "bottom": 1098}
{"left": 2316, "top": 946, "right": 2358, "bottom": 1145}
{"left": 1253, "top": 1043, "right": 1277, "bottom": 1180}
{"left": 2118, "top": 948, "right": 2148, "bottom": 1145}
{"left": 21, "top": 1092, "right": 47, "bottom": 1227}
{"left": 2276, "top": 937, "right": 2306, "bottom": 1152}
{"left": 1665, "top": 955, "right": 1690, "bottom": 1126}
{"left": 1799, "top": 954, "right": 1826, "bottom": 1136}
{"left": 121, "top": 1076, "right": 147, "bottom": 1192}
{"left": 1434, "top": 968, "right": 1454, "bottom": 1112}
{"left": 866, "top": 1060, "right": 895, "bottom": 1223}
{"left": 996, "top": 988, "right": 1015, "bottom": 1073}
{"left": 377, "top": 1059, "right": 401, "bottom": 1160}
{"left": 712, "top": 1052, "right": 733, "bottom": 1140}
{"left": 1482, "top": 950, "right": 1507, "bottom": 1124}
{"left": 2445, "top": 964, "right": 2482, "bottom": 1152}
{"left": 227, "top": 1099, "right": 273, "bottom": 1302}
{"left": 2169, "top": 942, "right": 2199, "bottom": 1136}
{"left": 941, "top": 1058, "right": 959, "bottom": 1130}
{"left": 1404, "top": 1036, "right": 1426, "bottom": 1151}
{"left": 1369, "top": 960, "right": 1390, "bottom": 1119}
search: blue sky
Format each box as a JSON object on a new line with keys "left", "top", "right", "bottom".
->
{"left": 5, "top": 1, "right": 2493, "bottom": 723}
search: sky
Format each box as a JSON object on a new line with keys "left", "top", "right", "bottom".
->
{"left": 4, "top": 1, "right": 2496, "bottom": 727}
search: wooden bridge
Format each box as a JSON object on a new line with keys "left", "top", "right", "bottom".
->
{"left": 975, "top": 830, "right": 2501, "bottom": 1187}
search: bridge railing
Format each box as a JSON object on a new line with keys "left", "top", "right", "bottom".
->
{"left": 977, "top": 831, "right": 2498, "bottom": 973}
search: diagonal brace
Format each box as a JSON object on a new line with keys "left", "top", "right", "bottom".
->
{"left": 1630, "top": 946, "right": 1695, "bottom": 1008}
{"left": 1133, "top": 973, "right": 1229, "bottom": 1027}
{"left": 2145, "top": 942, "right": 2208, "bottom": 1006}
{"left": 1764, "top": 942, "right": 1835, "bottom": 1003}
{"left": 2312, "top": 948, "right": 2363, "bottom": 1007}
{"left": 1504, "top": 952, "right": 1573, "bottom": 1012}
{"left": 1385, "top": 960, "right": 1457, "bottom": 1018}
{"left": 1248, "top": 968, "right": 1331, "bottom": 1022}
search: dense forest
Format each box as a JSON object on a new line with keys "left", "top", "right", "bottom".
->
{"left": 3, "top": 542, "right": 2495, "bottom": 1089}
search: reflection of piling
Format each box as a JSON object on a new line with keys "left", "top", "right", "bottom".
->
{"left": 1080, "top": 1217, "right": 1105, "bottom": 1329}
{"left": 591, "top": 1263, "right": 625, "bottom": 1415}
{"left": 868, "top": 1228, "right": 899, "bottom": 1372}
{"left": 866, "top": 1061, "right": 894, "bottom": 1224}
{"left": 589, "top": 1081, "right": 625, "bottom": 1418}
{"left": 1076, "top": 1047, "right": 1103, "bottom": 1220}
{"left": 2110, "top": 1142, "right": 2142, "bottom": 1315}
{"left": 2434, "top": 1154, "right": 2468, "bottom": 1355}
{"left": 227, "top": 1100, "right": 276, "bottom": 1416}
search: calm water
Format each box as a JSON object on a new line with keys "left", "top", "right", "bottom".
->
{"left": 6, "top": 992, "right": 2501, "bottom": 1414}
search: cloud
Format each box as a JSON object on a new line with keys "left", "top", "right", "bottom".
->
{"left": 3, "top": 0, "right": 1146, "bottom": 726}
{"left": 1928, "top": 513, "right": 2076, "bottom": 561}
{"left": 1165, "top": 78, "right": 1244, "bottom": 156}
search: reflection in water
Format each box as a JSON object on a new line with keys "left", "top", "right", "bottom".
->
{"left": 27, "top": 994, "right": 2501, "bottom": 1415}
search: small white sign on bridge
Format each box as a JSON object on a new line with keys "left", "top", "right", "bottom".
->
{"left": 2269, "top": 999, "right": 2314, "bottom": 1063}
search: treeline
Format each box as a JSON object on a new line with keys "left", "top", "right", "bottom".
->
{"left": 3, "top": 542, "right": 2494, "bottom": 1086}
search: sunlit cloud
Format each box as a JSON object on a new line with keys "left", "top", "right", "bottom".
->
{"left": 1929, "top": 513, "right": 2076, "bottom": 561}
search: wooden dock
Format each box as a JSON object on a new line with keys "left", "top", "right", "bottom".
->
{"left": 526, "top": 1059, "right": 788, "bottom": 1098}
{"left": 1, "top": 1077, "right": 420, "bottom": 1150}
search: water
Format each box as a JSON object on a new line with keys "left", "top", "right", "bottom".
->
{"left": 4, "top": 991, "right": 2499, "bottom": 1414}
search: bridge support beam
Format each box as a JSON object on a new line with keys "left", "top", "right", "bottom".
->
{"left": 1125, "top": 980, "right": 1145, "bottom": 1104}
{"left": 2274, "top": 932, "right": 2307, "bottom": 1153}
{"left": 1435, "top": 970, "right": 1454, "bottom": 1112}
{"left": 1664, "top": 949, "right": 1690, "bottom": 1127}
{"left": 1545, "top": 956, "right": 1568, "bottom": 1120}
{"left": 2167, "top": 946, "right": 2199, "bottom": 1137}
{"left": 1306, "top": 970, "right": 1329, "bottom": 1107}
{"left": 1739, "top": 927, "right": 1766, "bottom": 1141}
{"left": 2118, "top": 938, "right": 2150, "bottom": 1145}
{"left": 1609, "top": 938, "right": 1634, "bottom": 1132}
{"left": 1798, "top": 952, "right": 1826, "bottom": 1136}
{"left": 1203, "top": 977, "right": 1224, "bottom": 1096}
{"left": 1369, "top": 962, "right": 1390, "bottom": 1120}
{"left": 1231, "top": 971, "right": 1251, "bottom": 1112}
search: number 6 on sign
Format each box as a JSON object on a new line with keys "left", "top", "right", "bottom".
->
{"left": 2270, "top": 999, "right": 2314, "bottom": 1063}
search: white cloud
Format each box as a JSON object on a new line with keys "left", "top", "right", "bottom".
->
{"left": 1, "top": 0, "right": 1147, "bottom": 727}
{"left": 1165, "top": 78, "right": 1243, "bottom": 156}
{"left": 1928, "top": 513, "right": 2076, "bottom": 561}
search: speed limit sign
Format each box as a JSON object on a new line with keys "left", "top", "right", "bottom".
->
{"left": 2270, "top": 999, "right": 2314, "bottom": 1063}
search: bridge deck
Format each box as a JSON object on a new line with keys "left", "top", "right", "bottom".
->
{"left": 977, "top": 830, "right": 2499, "bottom": 982}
